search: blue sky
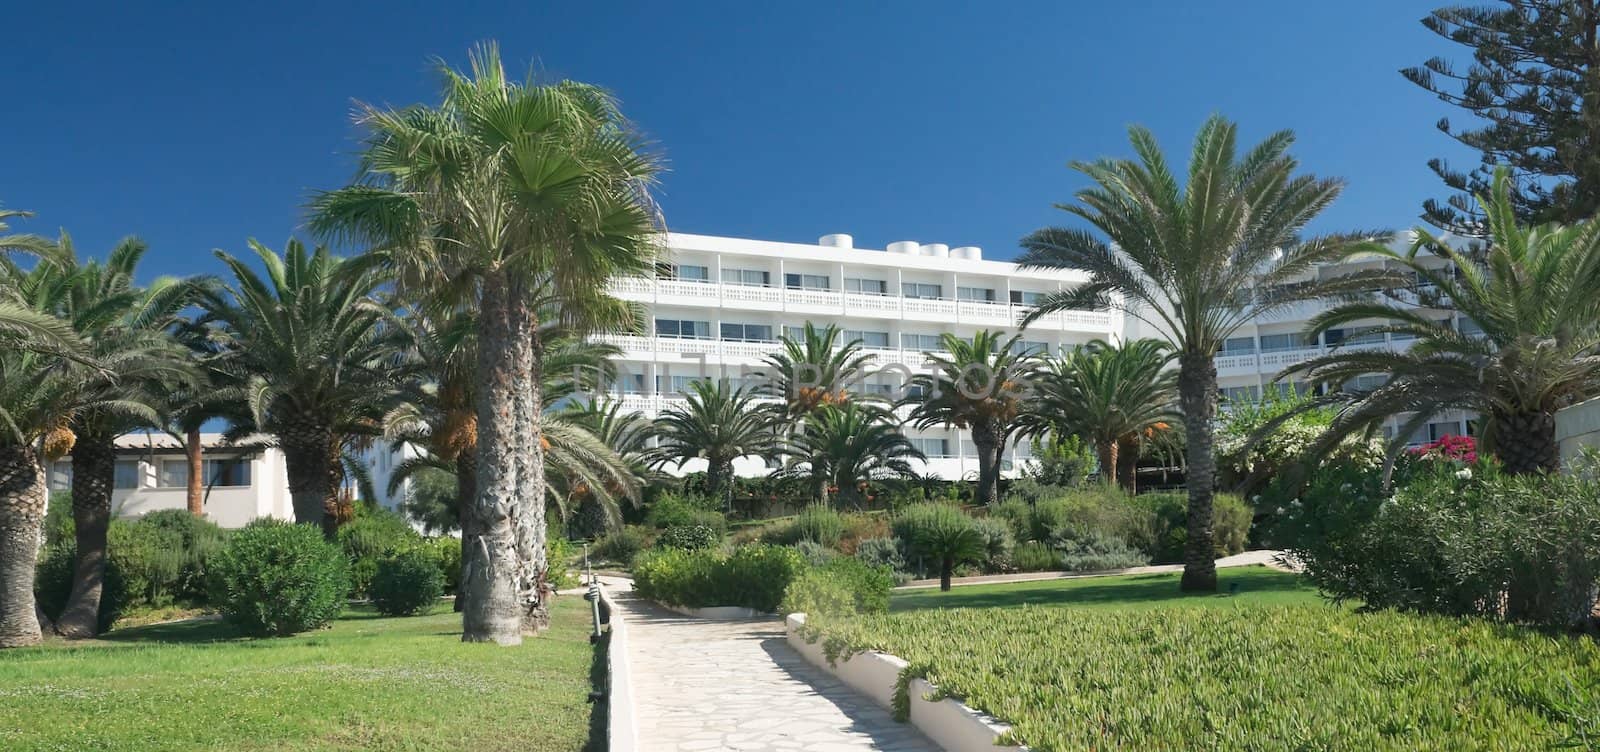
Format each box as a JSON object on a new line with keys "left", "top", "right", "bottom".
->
{"left": 2, "top": 1, "right": 1466, "bottom": 279}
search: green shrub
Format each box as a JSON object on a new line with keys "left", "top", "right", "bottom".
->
{"left": 208, "top": 520, "right": 348, "bottom": 636}
{"left": 780, "top": 571, "right": 856, "bottom": 618}
{"left": 33, "top": 542, "right": 128, "bottom": 632}
{"left": 971, "top": 516, "right": 1015, "bottom": 572}
{"left": 547, "top": 532, "right": 577, "bottom": 591}
{"left": 893, "top": 503, "right": 985, "bottom": 586}
{"left": 792, "top": 504, "right": 845, "bottom": 547}
{"left": 108, "top": 518, "right": 187, "bottom": 609}
{"left": 422, "top": 536, "right": 462, "bottom": 594}
{"left": 1014, "top": 541, "right": 1059, "bottom": 572}
{"left": 791, "top": 540, "right": 835, "bottom": 566}
{"left": 853, "top": 537, "right": 907, "bottom": 575}
{"left": 368, "top": 548, "right": 446, "bottom": 616}
{"left": 645, "top": 492, "right": 727, "bottom": 533}
{"left": 988, "top": 499, "right": 1034, "bottom": 542}
{"left": 43, "top": 492, "right": 73, "bottom": 547}
{"left": 337, "top": 508, "right": 422, "bottom": 597}
{"left": 1053, "top": 529, "right": 1150, "bottom": 572}
{"left": 136, "top": 510, "right": 228, "bottom": 602}
{"left": 594, "top": 525, "right": 650, "bottom": 566}
{"left": 782, "top": 555, "right": 896, "bottom": 616}
{"left": 1131, "top": 492, "right": 1251, "bottom": 563}
{"left": 632, "top": 544, "right": 805, "bottom": 612}
{"left": 655, "top": 524, "right": 721, "bottom": 551}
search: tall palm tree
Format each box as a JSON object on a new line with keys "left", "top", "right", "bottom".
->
{"left": 1018, "top": 115, "right": 1385, "bottom": 591}
{"left": 904, "top": 330, "right": 1042, "bottom": 505}
{"left": 48, "top": 236, "right": 197, "bottom": 639}
{"left": 0, "top": 242, "right": 99, "bottom": 648}
{"left": 192, "top": 239, "right": 404, "bottom": 536}
{"left": 310, "top": 44, "right": 662, "bottom": 644}
{"left": 752, "top": 322, "right": 876, "bottom": 421}
{"left": 1022, "top": 339, "right": 1180, "bottom": 492}
{"left": 780, "top": 402, "right": 924, "bottom": 506}
{"left": 649, "top": 379, "right": 779, "bottom": 510}
{"left": 1283, "top": 170, "right": 1600, "bottom": 474}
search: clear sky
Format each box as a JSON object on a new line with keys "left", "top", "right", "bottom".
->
{"left": 2, "top": 1, "right": 1469, "bottom": 279}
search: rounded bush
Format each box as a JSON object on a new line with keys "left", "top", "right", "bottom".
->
{"left": 854, "top": 537, "right": 906, "bottom": 575}
{"left": 136, "top": 509, "right": 228, "bottom": 602}
{"left": 423, "top": 536, "right": 462, "bottom": 593}
{"left": 369, "top": 548, "right": 445, "bottom": 616}
{"left": 594, "top": 525, "right": 650, "bottom": 566}
{"left": 792, "top": 504, "right": 845, "bottom": 547}
{"left": 337, "top": 508, "right": 422, "bottom": 597}
{"left": 208, "top": 520, "right": 349, "bottom": 636}
{"left": 655, "top": 524, "right": 720, "bottom": 551}
{"left": 645, "top": 492, "right": 727, "bottom": 533}
{"left": 1014, "top": 541, "right": 1059, "bottom": 572}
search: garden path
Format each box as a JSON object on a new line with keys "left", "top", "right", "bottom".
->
{"left": 602, "top": 577, "right": 936, "bottom": 752}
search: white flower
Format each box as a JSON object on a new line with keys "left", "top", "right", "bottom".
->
{"left": 1454, "top": 468, "right": 1473, "bottom": 481}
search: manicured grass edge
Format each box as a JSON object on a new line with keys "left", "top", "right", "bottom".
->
{"left": 785, "top": 613, "right": 1023, "bottom": 751}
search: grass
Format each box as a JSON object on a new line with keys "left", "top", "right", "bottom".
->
{"left": 801, "top": 567, "right": 1600, "bottom": 750}
{"left": 0, "top": 596, "right": 604, "bottom": 752}
{"left": 891, "top": 565, "right": 1321, "bottom": 611}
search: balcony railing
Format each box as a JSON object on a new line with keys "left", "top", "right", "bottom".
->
{"left": 607, "top": 277, "right": 1114, "bottom": 332}
{"left": 600, "top": 334, "right": 950, "bottom": 367}
{"left": 1215, "top": 340, "right": 1402, "bottom": 376}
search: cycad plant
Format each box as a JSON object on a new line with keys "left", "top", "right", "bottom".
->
{"left": 650, "top": 379, "right": 778, "bottom": 510}
{"left": 904, "top": 330, "right": 1042, "bottom": 505}
{"left": 1283, "top": 170, "right": 1600, "bottom": 474}
{"left": 311, "top": 45, "right": 661, "bottom": 644}
{"left": 1019, "top": 115, "right": 1384, "bottom": 591}
{"left": 752, "top": 322, "right": 875, "bottom": 421}
{"left": 192, "top": 239, "right": 404, "bottom": 536}
{"left": 1022, "top": 339, "right": 1179, "bottom": 492}
{"left": 781, "top": 402, "right": 924, "bottom": 506}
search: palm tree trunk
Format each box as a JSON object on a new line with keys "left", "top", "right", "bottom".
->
{"left": 1097, "top": 440, "right": 1119, "bottom": 489}
{"left": 463, "top": 271, "right": 539, "bottom": 645}
{"left": 939, "top": 556, "right": 954, "bottom": 592}
{"left": 58, "top": 431, "right": 116, "bottom": 638}
{"left": 279, "top": 421, "right": 334, "bottom": 533}
{"left": 185, "top": 426, "right": 203, "bottom": 516}
{"left": 1490, "top": 410, "right": 1559, "bottom": 475}
{"left": 972, "top": 423, "right": 1000, "bottom": 506}
{"left": 1177, "top": 351, "right": 1218, "bottom": 592}
{"left": 706, "top": 457, "right": 731, "bottom": 513}
{"left": 0, "top": 444, "right": 47, "bottom": 648}
{"left": 518, "top": 321, "right": 550, "bottom": 636}
{"left": 454, "top": 450, "right": 477, "bottom": 613}
{"left": 1116, "top": 438, "right": 1139, "bottom": 493}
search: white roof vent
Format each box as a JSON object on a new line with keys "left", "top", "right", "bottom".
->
{"left": 886, "top": 241, "right": 920, "bottom": 254}
{"left": 921, "top": 243, "right": 949, "bottom": 258}
{"left": 818, "top": 233, "right": 853, "bottom": 248}
{"left": 952, "top": 246, "right": 982, "bottom": 260}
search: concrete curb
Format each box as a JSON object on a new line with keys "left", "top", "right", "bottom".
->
{"left": 785, "top": 613, "right": 1025, "bottom": 752}
{"left": 597, "top": 584, "right": 637, "bottom": 752}
{"left": 658, "top": 603, "right": 770, "bottom": 620}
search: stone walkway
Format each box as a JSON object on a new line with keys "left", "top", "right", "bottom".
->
{"left": 606, "top": 579, "right": 936, "bottom": 752}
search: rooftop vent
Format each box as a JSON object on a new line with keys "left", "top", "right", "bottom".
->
{"left": 921, "top": 243, "right": 950, "bottom": 258}
{"left": 952, "top": 246, "right": 983, "bottom": 260}
{"left": 818, "top": 233, "right": 853, "bottom": 248}
{"left": 886, "top": 241, "right": 920, "bottom": 255}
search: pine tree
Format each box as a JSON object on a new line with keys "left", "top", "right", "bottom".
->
{"left": 1403, "top": 1, "right": 1600, "bottom": 233}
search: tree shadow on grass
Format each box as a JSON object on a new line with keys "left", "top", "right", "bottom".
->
{"left": 582, "top": 629, "right": 609, "bottom": 752}
{"left": 891, "top": 567, "right": 1313, "bottom": 612}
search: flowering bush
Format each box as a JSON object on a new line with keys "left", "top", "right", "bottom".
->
{"left": 1408, "top": 433, "right": 1477, "bottom": 464}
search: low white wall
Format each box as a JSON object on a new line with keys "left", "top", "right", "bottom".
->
{"left": 659, "top": 603, "right": 766, "bottom": 620}
{"left": 1556, "top": 396, "right": 1600, "bottom": 466}
{"left": 785, "top": 614, "right": 1023, "bottom": 752}
{"left": 599, "top": 585, "right": 637, "bottom": 752}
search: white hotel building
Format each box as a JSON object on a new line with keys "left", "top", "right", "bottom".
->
{"left": 596, "top": 231, "right": 1476, "bottom": 482}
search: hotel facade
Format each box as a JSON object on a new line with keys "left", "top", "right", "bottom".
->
{"left": 597, "top": 231, "right": 1477, "bottom": 482}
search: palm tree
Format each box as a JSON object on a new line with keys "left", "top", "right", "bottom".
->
{"left": 1018, "top": 115, "right": 1385, "bottom": 591}
{"left": 48, "top": 236, "right": 197, "bottom": 639}
{"left": 1022, "top": 339, "right": 1180, "bottom": 492}
{"left": 192, "top": 239, "right": 404, "bottom": 536}
{"left": 1283, "top": 170, "right": 1600, "bottom": 474}
{"left": 904, "top": 330, "right": 1042, "bottom": 505}
{"left": 781, "top": 402, "right": 924, "bottom": 506}
{"left": 649, "top": 379, "right": 778, "bottom": 510}
{"left": 0, "top": 239, "right": 99, "bottom": 648}
{"left": 752, "top": 323, "right": 875, "bottom": 421}
{"left": 310, "top": 44, "right": 662, "bottom": 645}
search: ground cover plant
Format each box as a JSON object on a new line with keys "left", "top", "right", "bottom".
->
{"left": 806, "top": 570, "right": 1600, "bottom": 750}
{"left": 0, "top": 597, "right": 603, "bottom": 751}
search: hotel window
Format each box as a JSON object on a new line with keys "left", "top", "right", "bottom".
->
{"left": 669, "top": 264, "right": 710, "bottom": 282}
{"left": 49, "top": 461, "right": 72, "bottom": 491}
{"left": 1258, "top": 333, "right": 1315, "bottom": 353}
{"left": 1428, "top": 420, "right": 1463, "bottom": 441}
{"left": 1219, "top": 385, "right": 1260, "bottom": 403}
{"left": 862, "top": 383, "right": 894, "bottom": 397}
{"left": 1326, "top": 326, "right": 1384, "bottom": 347}
{"left": 161, "top": 459, "right": 252, "bottom": 488}
{"left": 655, "top": 318, "right": 711, "bottom": 339}
{"left": 1011, "top": 340, "right": 1050, "bottom": 356}
{"left": 909, "top": 438, "right": 950, "bottom": 458}
{"left": 842, "top": 329, "right": 890, "bottom": 348}
{"left": 721, "top": 267, "right": 770, "bottom": 287}
{"left": 957, "top": 286, "right": 996, "bottom": 302}
{"left": 784, "top": 273, "right": 831, "bottom": 290}
{"left": 1270, "top": 381, "right": 1315, "bottom": 398}
{"left": 656, "top": 375, "right": 703, "bottom": 395}
{"left": 114, "top": 460, "right": 140, "bottom": 489}
{"left": 845, "top": 277, "right": 889, "bottom": 295}
{"left": 901, "top": 282, "right": 943, "bottom": 300}
{"left": 1009, "top": 290, "right": 1047, "bottom": 306}
{"left": 1457, "top": 316, "right": 1485, "bottom": 336}
{"left": 720, "top": 322, "right": 774, "bottom": 342}
{"left": 611, "top": 373, "right": 646, "bottom": 395}
{"left": 1220, "top": 336, "right": 1256, "bottom": 355}
{"left": 900, "top": 333, "right": 944, "bottom": 352}
{"left": 783, "top": 325, "right": 806, "bottom": 341}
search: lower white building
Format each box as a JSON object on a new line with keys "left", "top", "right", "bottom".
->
{"left": 49, "top": 433, "right": 292, "bottom": 529}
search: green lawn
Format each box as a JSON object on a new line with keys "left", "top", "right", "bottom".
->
{"left": 802, "top": 567, "right": 1600, "bottom": 750}
{"left": 0, "top": 597, "right": 604, "bottom": 752}
{"left": 892, "top": 565, "right": 1321, "bottom": 611}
